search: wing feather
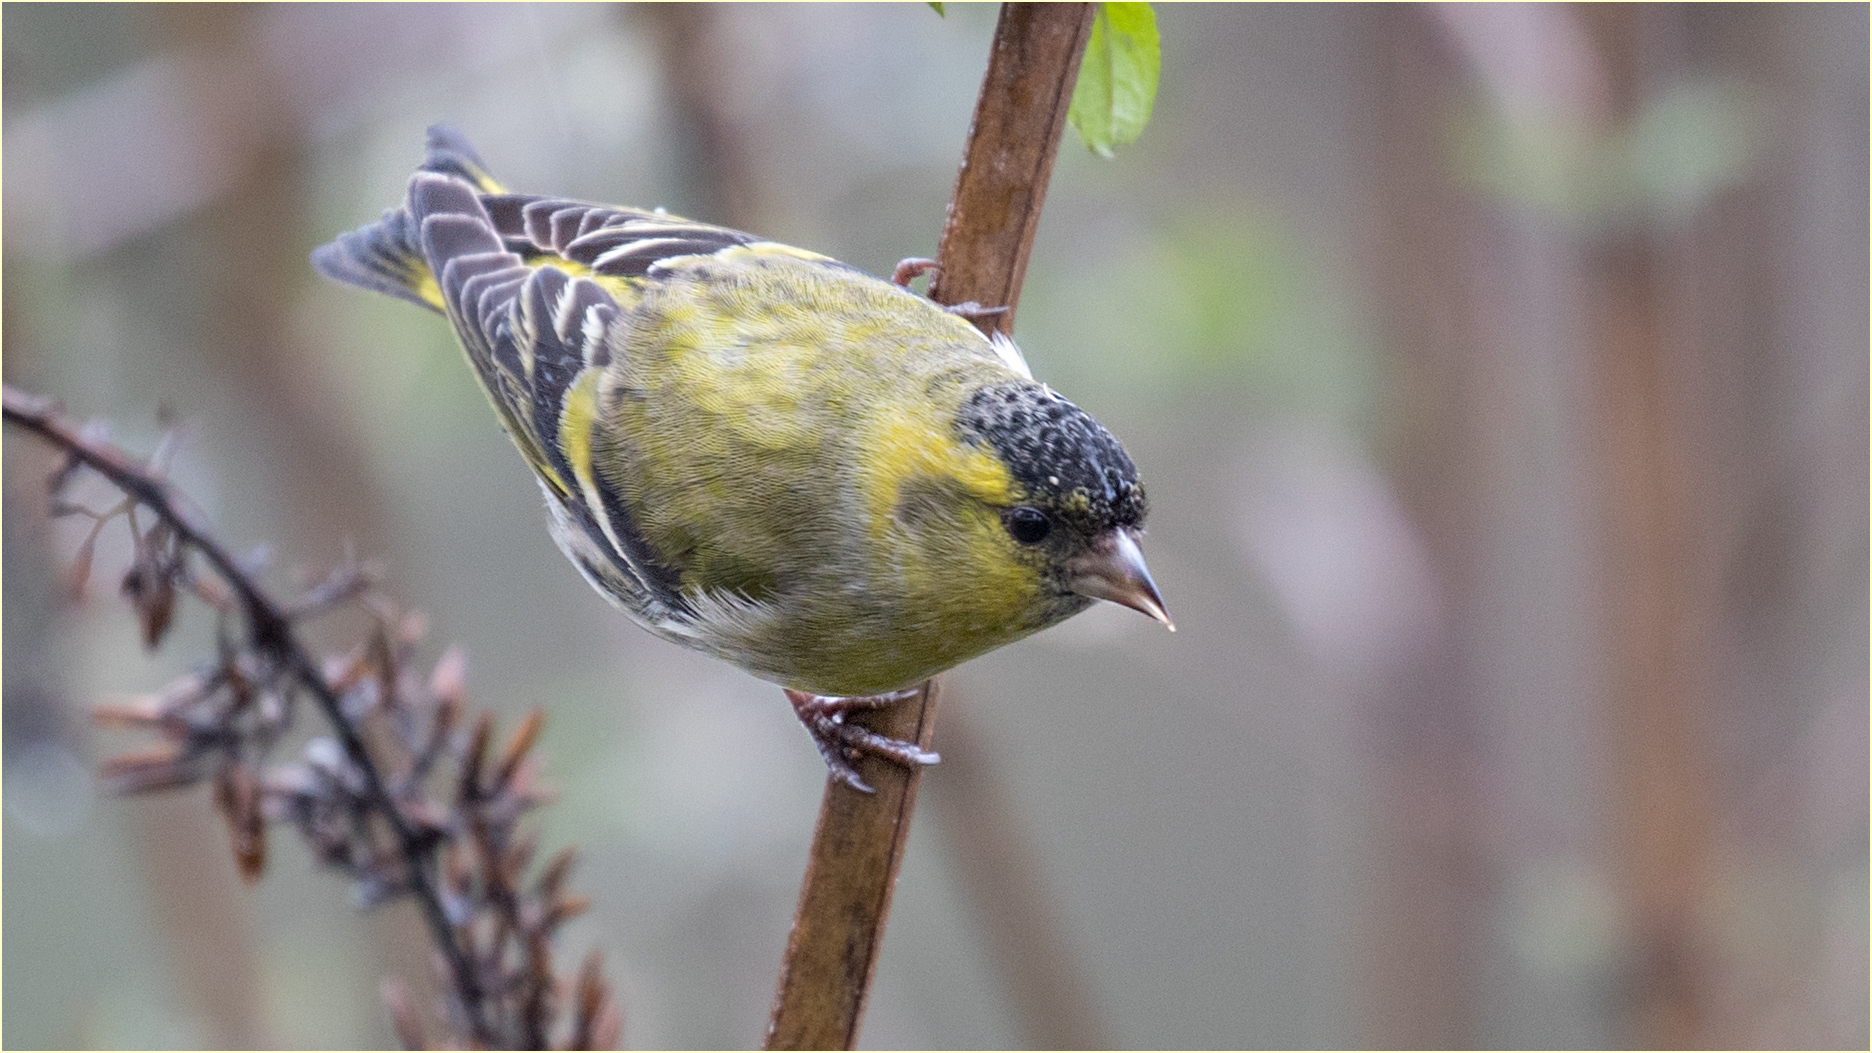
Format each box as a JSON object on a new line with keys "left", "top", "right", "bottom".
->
{"left": 402, "top": 167, "right": 701, "bottom": 626}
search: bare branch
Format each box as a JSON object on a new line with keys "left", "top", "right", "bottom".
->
{"left": 3, "top": 384, "right": 620, "bottom": 1049}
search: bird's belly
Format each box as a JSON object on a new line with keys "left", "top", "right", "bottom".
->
{"left": 722, "top": 583, "right": 1086, "bottom": 698}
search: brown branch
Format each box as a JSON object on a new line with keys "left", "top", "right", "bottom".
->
{"left": 763, "top": 5, "right": 1096, "bottom": 1050}
{"left": 766, "top": 678, "right": 944, "bottom": 1051}
{"left": 928, "top": 2, "right": 1096, "bottom": 333}
{"left": 2, "top": 385, "right": 492, "bottom": 1042}
{"left": 3, "top": 385, "right": 620, "bottom": 1050}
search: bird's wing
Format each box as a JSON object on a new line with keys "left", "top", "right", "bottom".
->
{"left": 404, "top": 172, "right": 714, "bottom": 626}
{"left": 481, "top": 194, "right": 759, "bottom": 281}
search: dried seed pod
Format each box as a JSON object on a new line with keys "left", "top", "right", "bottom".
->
{"left": 215, "top": 760, "right": 268, "bottom": 881}
{"left": 98, "top": 744, "right": 199, "bottom": 794}
{"left": 121, "top": 557, "right": 177, "bottom": 650}
{"left": 493, "top": 709, "right": 545, "bottom": 793}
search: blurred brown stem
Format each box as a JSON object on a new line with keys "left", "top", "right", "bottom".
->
{"left": 927, "top": 695, "right": 1111, "bottom": 1049}
{"left": 1577, "top": 8, "right": 1716, "bottom": 1046}
{"left": 762, "top": 4, "right": 1096, "bottom": 1050}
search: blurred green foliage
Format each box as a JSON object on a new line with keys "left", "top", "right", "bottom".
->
{"left": 1023, "top": 201, "right": 1374, "bottom": 429}
{"left": 1452, "top": 76, "right": 1766, "bottom": 228}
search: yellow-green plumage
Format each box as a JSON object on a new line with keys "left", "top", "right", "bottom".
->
{"left": 581, "top": 250, "right": 1048, "bottom": 692}
{"left": 313, "top": 126, "right": 1161, "bottom": 718}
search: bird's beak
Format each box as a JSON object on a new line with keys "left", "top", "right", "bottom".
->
{"left": 1066, "top": 528, "right": 1174, "bottom": 631}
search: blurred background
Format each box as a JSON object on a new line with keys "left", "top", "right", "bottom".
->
{"left": 3, "top": 3, "right": 1865, "bottom": 1048}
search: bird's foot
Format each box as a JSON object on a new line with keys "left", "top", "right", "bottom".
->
{"left": 889, "top": 259, "right": 1010, "bottom": 322}
{"left": 785, "top": 688, "right": 940, "bottom": 794}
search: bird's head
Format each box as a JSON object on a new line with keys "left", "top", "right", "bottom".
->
{"left": 953, "top": 381, "right": 1172, "bottom": 633}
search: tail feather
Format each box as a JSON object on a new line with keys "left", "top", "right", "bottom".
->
{"left": 420, "top": 124, "right": 506, "bottom": 195}
{"left": 309, "top": 125, "right": 505, "bottom": 313}
{"left": 311, "top": 206, "right": 441, "bottom": 312}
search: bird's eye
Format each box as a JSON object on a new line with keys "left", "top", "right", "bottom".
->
{"left": 1004, "top": 506, "right": 1052, "bottom": 545}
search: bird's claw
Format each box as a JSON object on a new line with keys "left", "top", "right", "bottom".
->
{"left": 786, "top": 688, "right": 940, "bottom": 794}
{"left": 943, "top": 301, "right": 1009, "bottom": 320}
{"left": 890, "top": 257, "right": 939, "bottom": 288}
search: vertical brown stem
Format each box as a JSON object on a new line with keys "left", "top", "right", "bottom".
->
{"left": 926, "top": 696, "right": 1111, "bottom": 1049}
{"left": 633, "top": 3, "right": 764, "bottom": 230}
{"left": 1576, "top": 8, "right": 1715, "bottom": 1047}
{"left": 1360, "top": 9, "right": 1488, "bottom": 1045}
{"left": 1591, "top": 237, "right": 1711, "bottom": 1050}
{"left": 765, "top": 679, "right": 944, "bottom": 1051}
{"left": 763, "top": 5, "right": 1095, "bottom": 1049}
{"left": 929, "top": 3, "right": 1097, "bottom": 332}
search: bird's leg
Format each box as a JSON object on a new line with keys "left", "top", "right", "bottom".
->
{"left": 890, "top": 257, "right": 939, "bottom": 288}
{"left": 785, "top": 688, "right": 941, "bottom": 794}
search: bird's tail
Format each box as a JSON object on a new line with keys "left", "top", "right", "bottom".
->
{"left": 310, "top": 125, "right": 506, "bottom": 312}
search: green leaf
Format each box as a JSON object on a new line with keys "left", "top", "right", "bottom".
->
{"left": 927, "top": 1, "right": 944, "bottom": 15}
{"left": 1068, "top": 2, "right": 1161, "bottom": 158}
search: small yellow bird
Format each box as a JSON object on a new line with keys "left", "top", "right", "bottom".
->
{"left": 313, "top": 127, "right": 1170, "bottom": 790}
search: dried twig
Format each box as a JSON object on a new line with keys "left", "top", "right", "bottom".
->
{"left": 762, "top": 5, "right": 1098, "bottom": 1049}
{"left": 3, "top": 384, "right": 620, "bottom": 1050}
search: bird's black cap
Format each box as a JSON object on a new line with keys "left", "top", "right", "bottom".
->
{"left": 956, "top": 382, "right": 1147, "bottom": 532}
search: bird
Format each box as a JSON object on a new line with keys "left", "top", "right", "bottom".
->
{"left": 312, "top": 126, "right": 1170, "bottom": 791}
